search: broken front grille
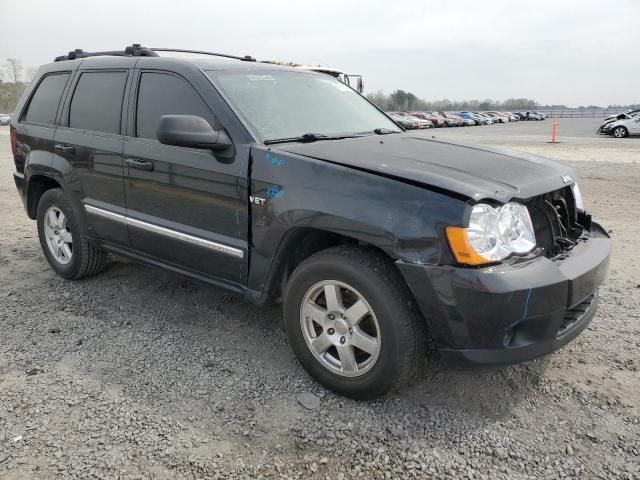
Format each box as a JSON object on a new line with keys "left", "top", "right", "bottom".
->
{"left": 526, "top": 187, "right": 583, "bottom": 258}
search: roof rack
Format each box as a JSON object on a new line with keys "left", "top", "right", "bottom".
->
{"left": 54, "top": 44, "right": 257, "bottom": 63}
{"left": 54, "top": 44, "right": 158, "bottom": 62}
{"left": 150, "top": 48, "right": 256, "bottom": 62}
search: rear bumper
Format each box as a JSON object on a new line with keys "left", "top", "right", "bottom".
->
{"left": 397, "top": 222, "right": 611, "bottom": 368}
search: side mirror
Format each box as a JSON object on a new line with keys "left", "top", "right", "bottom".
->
{"left": 156, "top": 115, "right": 232, "bottom": 151}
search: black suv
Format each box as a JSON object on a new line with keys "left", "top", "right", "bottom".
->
{"left": 10, "top": 45, "right": 611, "bottom": 399}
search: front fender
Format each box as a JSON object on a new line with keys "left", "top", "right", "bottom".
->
{"left": 247, "top": 146, "right": 467, "bottom": 294}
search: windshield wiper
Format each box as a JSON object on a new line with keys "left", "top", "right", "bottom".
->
{"left": 264, "top": 133, "right": 358, "bottom": 145}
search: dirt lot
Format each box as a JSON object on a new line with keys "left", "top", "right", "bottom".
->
{"left": 0, "top": 120, "right": 639, "bottom": 479}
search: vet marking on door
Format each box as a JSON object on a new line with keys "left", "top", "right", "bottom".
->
{"left": 250, "top": 196, "right": 266, "bottom": 205}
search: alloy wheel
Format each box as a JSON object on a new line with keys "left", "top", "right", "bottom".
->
{"left": 300, "top": 280, "right": 381, "bottom": 377}
{"left": 43, "top": 206, "right": 73, "bottom": 264}
{"left": 613, "top": 127, "right": 627, "bottom": 138}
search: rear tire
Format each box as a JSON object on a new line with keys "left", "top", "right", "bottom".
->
{"left": 37, "top": 188, "right": 107, "bottom": 279}
{"left": 283, "top": 246, "right": 426, "bottom": 399}
{"left": 612, "top": 126, "right": 628, "bottom": 138}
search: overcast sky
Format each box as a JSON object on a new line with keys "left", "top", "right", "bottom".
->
{"left": 1, "top": 0, "right": 638, "bottom": 106}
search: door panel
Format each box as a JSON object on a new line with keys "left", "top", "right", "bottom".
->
{"left": 53, "top": 129, "right": 127, "bottom": 244}
{"left": 52, "top": 68, "right": 130, "bottom": 246}
{"left": 122, "top": 69, "right": 248, "bottom": 285}
{"left": 124, "top": 139, "right": 247, "bottom": 283}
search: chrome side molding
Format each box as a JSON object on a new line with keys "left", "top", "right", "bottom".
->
{"left": 84, "top": 204, "right": 244, "bottom": 259}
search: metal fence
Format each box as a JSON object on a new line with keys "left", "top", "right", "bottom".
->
{"left": 525, "top": 108, "right": 630, "bottom": 119}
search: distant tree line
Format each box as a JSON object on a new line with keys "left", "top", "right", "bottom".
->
{"left": 366, "top": 89, "right": 638, "bottom": 112}
{"left": 0, "top": 58, "right": 637, "bottom": 114}
{"left": 0, "top": 59, "right": 33, "bottom": 113}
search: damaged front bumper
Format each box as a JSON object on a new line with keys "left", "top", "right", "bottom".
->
{"left": 396, "top": 222, "right": 611, "bottom": 368}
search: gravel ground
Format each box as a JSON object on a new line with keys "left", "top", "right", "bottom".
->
{"left": 1, "top": 121, "right": 639, "bottom": 479}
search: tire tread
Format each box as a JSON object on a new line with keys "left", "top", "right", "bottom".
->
{"left": 37, "top": 188, "right": 107, "bottom": 280}
{"left": 284, "top": 245, "right": 428, "bottom": 398}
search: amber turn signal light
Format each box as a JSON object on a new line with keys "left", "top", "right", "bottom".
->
{"left": 445, "top": 226, "right": 490, "bottom": 265}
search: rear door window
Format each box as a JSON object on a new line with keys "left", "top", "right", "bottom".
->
{"left": 136, "top": 72, "right": 214, "bottom": 140}
{"left": 69, "top": 71, "right": 128, "bottom": 134}
{"left": 22, "top": 73, "right": 70, "bottom": 125}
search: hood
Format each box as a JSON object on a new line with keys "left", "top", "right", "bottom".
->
{"left": 275, "top": 133, "right": 575, "bottom": 202}
{"left": 602, "top": 114, "right": 632, "bottom": 127}
{"left": 610, "top": 117, "right": 636, "bottom": 127}
{"left": 605, "top": 113, "right": 629, "bottom": 122}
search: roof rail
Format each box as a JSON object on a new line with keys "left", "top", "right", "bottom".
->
{"left": 150, "top": 48, "right": 256, "bottom": 62}
{"left": 54, "top": 44, "right": 158, "bottom": 62}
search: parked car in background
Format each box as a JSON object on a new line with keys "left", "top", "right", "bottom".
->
{"left": 453, "top": 112, "right": 479, "bottom": 126}
{"left": 431, "top": 112, "right": 457, "bottom": 127}
{"left": 438, "top": 112, "right": 466, "bottom": 126}
{"left": 0, "top": 113, "right": 12, "bottom": 126}
{"left": 406, "top": 114, "right": 434, "bottom": 129}
{"left": 456, "top": 112, "right": 489, "bottom": 125}
{"left": 389, "top": 113, "right": 432, "bottom": 129}
{"left": 526, "top": 112, "right": 544, "bottom": 121}
{"left": 388, "top": 112, "right": 415, "bottom": 129}
{"left": 598, "top": 113, "right": 640, "bottom": 138}
{"left": 410, "top": 111, "right": 446, "bottom": 127}
{"left": 504, "top": 112, "right": 520, "bottom": 122}
{"left": 472, "top": 112, "right": 494, "bottom": 125}
{"left": 598, "top": 112, "right": 639, "bottom": 134}
{"left": 485, "top": 111, "right": 510, "bottom": 123}
{"left": 482, "top": 112, "right": 505, "bottom": 123}
{"left": 450, "top": 113, "right": 475, "bottom": 126}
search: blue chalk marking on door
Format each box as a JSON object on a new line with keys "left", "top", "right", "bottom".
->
{"left": 265, "top": 152, "right": 286, "bottom": 167}
{"left": 266, "top": 185, "right": 284, "bottom": 198}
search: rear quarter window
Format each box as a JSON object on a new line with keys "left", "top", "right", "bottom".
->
{"left": 69, "top": 71, "right": 128, "bottom": 134}
{"left": 21, "top": 73, "right": 70, "bottom": 125}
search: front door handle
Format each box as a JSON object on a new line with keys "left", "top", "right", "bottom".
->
{"left": 54, "top": 144, "right": 76, "bottom": 155}
{"left": 126, "top": 158, "right": 154, "bottom": 171}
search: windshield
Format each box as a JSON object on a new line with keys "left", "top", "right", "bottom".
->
{"left": 207, "top": 70, "right": 400, "bottom": 141}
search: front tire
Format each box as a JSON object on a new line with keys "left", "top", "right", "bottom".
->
{"left": 283, "top": 246, "right": 426, "bottom": 399}
{"left": 37, "top": 188, "right": 107, "bottom": 279}
{"left": 612, "top": 126, "right": 628, "bottom": 138}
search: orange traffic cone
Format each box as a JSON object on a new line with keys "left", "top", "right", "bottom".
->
{"left": 547, "top": 114, "right": 561, "bottom": 143}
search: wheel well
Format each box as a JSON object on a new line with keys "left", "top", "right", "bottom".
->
{"left": 27, "top": 176, "right": 61, "bottom": 219}
{"left": 263, "top": 228, "right": 391, "bottom": 305}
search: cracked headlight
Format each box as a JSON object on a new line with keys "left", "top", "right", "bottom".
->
{"left": 446, "top": 202, "right": 536, "bottom": 265}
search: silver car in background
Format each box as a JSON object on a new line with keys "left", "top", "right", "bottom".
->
{"left": 0, "top": 114, "right": 12, "bottom": 126}
{"left": 605, "top": 115, "right": 640, "bottom": 138}
{"left": 598, "top": 113, "right": 640, "bottom": 138}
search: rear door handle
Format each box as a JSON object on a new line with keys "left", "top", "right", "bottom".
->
{"left": 126, "top": 158, "right": 154, "bottom": 171}
{"left": 54, "top": 144, "right": 76, "bottom": 155}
